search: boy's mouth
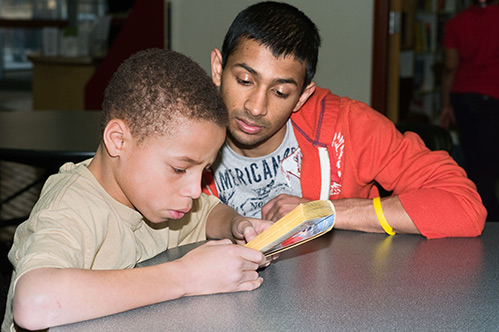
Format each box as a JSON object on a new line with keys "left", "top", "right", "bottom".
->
{"left": 169, "top": 208, "right": 190, "bottom": 220}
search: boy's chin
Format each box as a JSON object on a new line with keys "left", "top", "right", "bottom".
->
{"left": 143, "top": 215, "right": 171, "bottom": 228}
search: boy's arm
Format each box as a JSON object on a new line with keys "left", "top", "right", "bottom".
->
{"left": 206, "top": 203, "right": 273, "bottom": 244}
{"left": 13, "top": 239, "right": 265, "bottom": 331}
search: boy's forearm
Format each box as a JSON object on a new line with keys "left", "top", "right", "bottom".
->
{"left": 13, "top": 263, "right": 187, "bottom": 330}
{"left": 13, "top": 240, "right": 265, "bottom": 330}
{"left": 205, "top": 203, "right": 239, "bottom": 240}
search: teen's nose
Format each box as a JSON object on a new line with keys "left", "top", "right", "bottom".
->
{"left": 244, "top": 88, "right": 268, "bottom": 117}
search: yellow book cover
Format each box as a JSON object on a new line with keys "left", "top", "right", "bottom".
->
{"left": 246, "top": 200, "right": 335, "bottom": 256}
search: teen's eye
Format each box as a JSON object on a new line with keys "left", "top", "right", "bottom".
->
{"left": 236, "top": 77, "right": 252, "bottom": 86}
{"left": 273, "top": 89, "right": 289, "bottom": 99}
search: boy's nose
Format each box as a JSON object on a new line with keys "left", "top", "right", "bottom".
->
{"left": 185, "top": 179, "right": 202, "bottom": 199}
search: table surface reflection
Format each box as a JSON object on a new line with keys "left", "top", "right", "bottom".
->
{"left": 54, "top": 223, "right": 499, "bottom": 332}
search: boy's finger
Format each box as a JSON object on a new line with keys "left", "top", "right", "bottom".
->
{"left": 243, "top": 226, "right": 258, "bottom": 242}
{"left": 237, "top": 277, "right": 264, "bottom": 292}
{"left": 238, "top": 246, "right": 266, "bottom": 264}
{"left": 205, "top": 239, "right": 232, "bottom": 246}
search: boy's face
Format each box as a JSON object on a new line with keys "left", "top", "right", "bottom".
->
{"left": 113, "top": 118, "right": 225, "bottom": 223}
{"left": 212, "top": 38, "right": 314, "bottom": 158}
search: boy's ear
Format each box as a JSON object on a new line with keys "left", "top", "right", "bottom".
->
{"left": 292, "top": 81, "right": 316, "bottom": 113}
{"left": 210, "top": 48, "right": 223, "bottom": 87}
{"left": 103, "top": 119, "right": 130, "bottom": 157}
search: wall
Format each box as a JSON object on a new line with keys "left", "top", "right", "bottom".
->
{"left": 170, "top": 0, "right": 374, "bottom": 104}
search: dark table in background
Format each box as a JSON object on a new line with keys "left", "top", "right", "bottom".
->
{"left": 54, "top": 223, "right": 499, "bottom": 332}
{"left": 0, "top": 111, "right": 101, "bottom": 225}
{"left": 0, "top": 110, "right": 101, "bottom": 167}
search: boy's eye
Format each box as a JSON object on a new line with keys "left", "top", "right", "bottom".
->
{"left": 172, "top": 167, "right": 186, "bottom": 174}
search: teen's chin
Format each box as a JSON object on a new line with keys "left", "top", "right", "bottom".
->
{"left": 229, "top": 129, "right": 265, "bottom": 148}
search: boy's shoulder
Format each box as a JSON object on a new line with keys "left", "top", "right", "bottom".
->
{"left": 35, "top": 161, "right": 103, "bottom": 210}
{"left": 30, "top": 160, "right": 138, "bottom": 229}
{"left": 13, "top": 161, "right": 143, "bottom": 258}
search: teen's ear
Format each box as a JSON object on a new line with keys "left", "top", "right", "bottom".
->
{"left": 292, "top": 81, "right": 316, "bottom": 113}
{"left": 102, "top": 119, "right": 130, "bottom": 157}
{"left": 210, "top": 48, "right": 223, "bottom": 87}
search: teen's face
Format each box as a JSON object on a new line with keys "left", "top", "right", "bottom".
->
{"left": 212, "top": 38, "right": 314, "bottom": 157}
{"left": 115, "top": 119, "right": 225, "bottom": 223}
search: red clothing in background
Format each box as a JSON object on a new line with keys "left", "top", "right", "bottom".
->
{"left": 443, "top": 5, "right": 499, "bottom": 99}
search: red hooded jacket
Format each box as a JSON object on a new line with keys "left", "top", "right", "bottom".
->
{"left": 203, "top": 87, "right": 486, "bottom": 238}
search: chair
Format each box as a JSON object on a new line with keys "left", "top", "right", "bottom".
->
{"left": 396, "top": 121, "right": 453, "bottom": 153}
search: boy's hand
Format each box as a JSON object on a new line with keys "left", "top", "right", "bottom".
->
{"left": 231, "top": 215, "right": 273, "bottom": 245}
{"left": 177, "top": 239, "right": 266, "bottom": 296}
{"left": 231, "top": 216, "right": 277, "bottom": 267}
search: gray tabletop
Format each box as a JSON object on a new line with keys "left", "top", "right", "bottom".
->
{"left": 53, "top": 223, "right": 499, "bottom": 332}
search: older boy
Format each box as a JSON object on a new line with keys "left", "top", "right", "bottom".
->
{"left": 202, "top": 1, "right": 486, "bottom": 238}
{"left": 3, "top": 49, "right": 270, "bottom": 331}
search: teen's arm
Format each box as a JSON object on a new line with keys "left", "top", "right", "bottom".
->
{"left": 13, "top": 239, "right": 264, "bottom": 330}
{"left": 264, "top": 99, "right": 484, "bottom": 238}
{"left": 262, "top": 194, "right": 419, "bottom": 235}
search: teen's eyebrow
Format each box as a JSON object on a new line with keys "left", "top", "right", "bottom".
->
{"left": 235, "top": 63, "right": 299, "bottom": 86}
{"left": 235, "top": 62, "right": 257, "bottom": 76}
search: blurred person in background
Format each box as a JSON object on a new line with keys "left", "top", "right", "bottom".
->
{"left": 440, "top": 0, "right": 499, "bottom": 221}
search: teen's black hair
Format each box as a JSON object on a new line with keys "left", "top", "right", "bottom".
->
{"left": 221, "top": 1, "right": 321, "bottom": 90}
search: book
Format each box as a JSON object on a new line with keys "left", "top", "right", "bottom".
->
{"left": 245, "top": 200, "right": 336, "bottom": 257}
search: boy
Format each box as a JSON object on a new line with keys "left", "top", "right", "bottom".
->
{"left": 202, "top": 1, "right": 486, "bottom": 238}
{"left": 2, "top": 49, "right": 270, "bottom": 331}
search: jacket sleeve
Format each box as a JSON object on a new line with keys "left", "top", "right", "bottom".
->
{"left": 343, "top": 100, "right": 486, "bottom": 238}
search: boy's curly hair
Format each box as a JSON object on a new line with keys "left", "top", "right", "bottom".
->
{"left": 101, "top": 48, "right": 228, "bottom": 143}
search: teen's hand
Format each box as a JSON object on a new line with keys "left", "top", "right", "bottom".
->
{"left": 177, "top": 239, "right": 265, "bottom": 295}
{"left": 261, "top": 194, "right": 310, "bottom": 221}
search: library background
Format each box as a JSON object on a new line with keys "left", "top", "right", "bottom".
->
{"left": 0, "top": 0, "right": 474, "bottom": 120}
{"left": 0, "top": 0, "right": 478, "bottom": 229}
{"left": 397, "top": 0, "right": 472, "bottom": 124}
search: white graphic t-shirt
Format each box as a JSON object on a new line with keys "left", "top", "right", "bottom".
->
{"left": 212, "top": 120, "right": 302, "bottom": 218}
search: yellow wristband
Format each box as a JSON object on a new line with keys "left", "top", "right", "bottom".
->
{"left": 373, "top": 197, "right": 395, "bottom": 236}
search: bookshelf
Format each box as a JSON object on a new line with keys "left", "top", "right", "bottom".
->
{"left": 399, "top": 0, "right": 471, "bottom": 123}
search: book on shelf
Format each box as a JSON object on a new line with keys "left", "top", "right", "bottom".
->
{"left": 415, "top": 55, "right": 436, "bottom": 93}
{"left": 245, "top": 200, "right": 336, "bottom": 257}
{"left": 415, "top": 15, "right": 435, "bottom": 53}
